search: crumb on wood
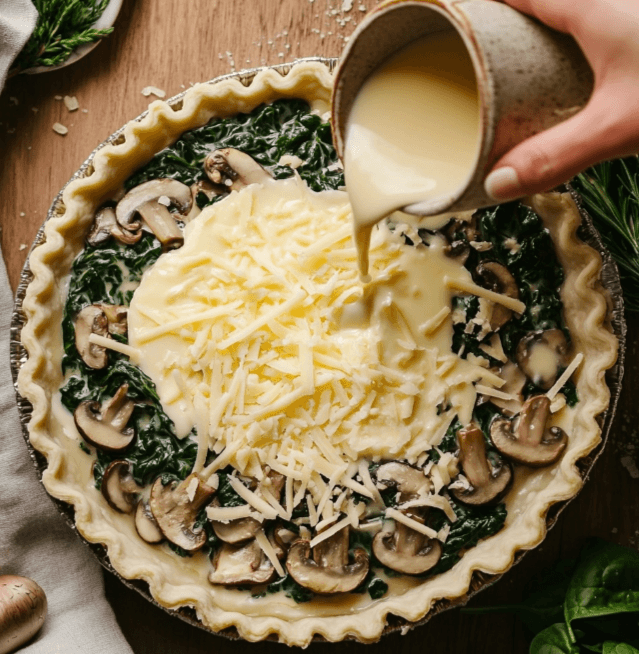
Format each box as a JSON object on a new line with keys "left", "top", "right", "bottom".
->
{"left": 141, "top": 86, "right": 166, "bottom": 98}
{"left": 9, "top": 97, "right": 19, "bottom": 106}
{"left": 52, "top": 122, "right": 68, "bottom": 135}
{"left": 19, "top": 244, "right": 27, "bottom": 251}
{"left": 64, "top": 95, "right": 79, "bottom": 112}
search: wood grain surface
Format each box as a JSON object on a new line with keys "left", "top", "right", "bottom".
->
{"left": 1, "top": 1, "right": 637, "bottom": 652}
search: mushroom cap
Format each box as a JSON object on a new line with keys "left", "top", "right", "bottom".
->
{"left": 115, "top": 179, "right": 192, "bottom": 228}
{"left": 208, "top": 540, "right": 276, "bottom": 586}
{"left": 490, "top": 395, "right": 568, "bottom": 467}
{"left": 101, "top": 460, "right": 142, "bottom": 513}
{"left": 149, "top": 474, "right": 215, "bottom": 551}
{"left": 375, "top": 461, "right": 431, "bottom": 499}
{"left": 211, "top": 507, "right": 261, "bottom": 544}
{"left": 204, "top": 148, "right": 272, "bottom": 191}
{"left": 135, "top": 501, "right": 164, "bottom": 544}
{"left": 476, "top": 261, "right": 519, "bottom": 331}
{"left": 451, "top": 425, "right": 512, "bottom": 506}
{"left": 516, "top": 329, "right": 569, "bottom": 390}
{"left": 286, "top": 528, "right": 369, "bottom": 595}
{"left": 373, "top": 522, "right": 442, "bottom": 575}
{"left": 87, "top": 205, "right": 142, "bottom": 246}
{"left": 74, "top": 305, "right": 109, "bottom": 369}
{"left": 74, "top": 401, "right": 135, "bottom": 452}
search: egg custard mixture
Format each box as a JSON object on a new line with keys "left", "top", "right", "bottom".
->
{"left": 19, "top": 62, "right": 617, "bottom": 645}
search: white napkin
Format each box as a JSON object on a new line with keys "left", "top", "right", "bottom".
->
{"left": 0, "top": 0, "right": 37, "bottom": 89}
{"left": 0, "top": 253, "right": 134, "bottom": 653}
{"left": 0, "top": 3, "right": 133, "bottom": 652}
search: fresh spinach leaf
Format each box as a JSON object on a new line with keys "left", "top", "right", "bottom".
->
{"left": 530, "top": 623, "right": 581, "bottom": 654}
{"left": 602, "top": 642, "right": 639, "bottom": 654}
{"left": 565, "top": 539, "right": 639, "bottom": 641}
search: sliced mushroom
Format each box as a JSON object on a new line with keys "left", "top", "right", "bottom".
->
{"left": 204, "top": 148, "right": 272, "bottom": 191}
{"left": 100, "top": 304, "right": 128, "bottom": 336}
{"left": 115, "top": 179, "right": 192, "bottom": 251}
{"left": 490, "top": 395, "right": 568, "bottom": 467}
{"left": 443, "top": 214, "right": 478, "bottom": 263}
{"left": 208, "top": 539, "right": 276, "bottom": 586}
{"left": 211, "top": 472, "right": 285, "bottom": 544}
{"left": 210, "top": 499, "right": 261, "bottom": 544}
{"left": 373, "top": 517, "right": 442, "bottom": 575}
{"left": 451, "top": 424, "right": 512, "bottom": 506}
{"left": 485, "top": 361, "right": 527, "bottom": 417}
{"left": 375, "top": 461, "right": 431, "bottom": 499}
{"left": 516, "top": 329, "right": 569, "bottom": 390}
{"left": 149, "top": 474, "right": 215, "bottom": 551}
{"left": 475, "top": 262, "right": 519, "bottom": 331}
{"left": 135, "top": 501, "right": 164, "bottom": 544}
{"left": 87, "top": 205, "right": 142, "bottom": 246}
{"left": 101, "top": 460, "right": 143, "bottom": 513}
{"left": 74, "top": 384, "right": 135, "bottom": 452}
{"left": 183, "top": 179, "right": 221, "bottom": 223}
{"left": 286, "top": 527, "right": 369, "bottom": 594}
{"left": 74, "top": 305, "right": 109, "bottom": 369}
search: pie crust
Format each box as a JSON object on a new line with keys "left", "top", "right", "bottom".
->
{"left": 17, "top": 61, "right": 619, "bottom": 645}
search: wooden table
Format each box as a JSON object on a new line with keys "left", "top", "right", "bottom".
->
{"left": 1, "top": 1, "right": 637, "bottom": 651}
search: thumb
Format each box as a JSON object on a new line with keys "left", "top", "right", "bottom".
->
{"left": 484, "top": 90, "right": 639, "bottom": 201}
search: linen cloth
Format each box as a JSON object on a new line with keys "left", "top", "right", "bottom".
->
{"left": 1, "top": 2, "right": 134, "bottom": 652}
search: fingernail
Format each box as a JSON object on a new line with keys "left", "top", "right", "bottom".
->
{"left": 485, "top": 167, "right": 521, "bottom": 201}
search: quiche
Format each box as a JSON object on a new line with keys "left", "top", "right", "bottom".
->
{"left": 17, "top": 61, "right": 618, "bottom": 645}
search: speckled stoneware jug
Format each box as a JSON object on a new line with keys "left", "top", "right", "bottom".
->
{"left": 332, "top": 0, "right": 594, "bottom": 216}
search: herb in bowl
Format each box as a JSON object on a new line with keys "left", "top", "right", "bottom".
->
{"left": 10, "top": 0, "right": 114, "bottom": 75}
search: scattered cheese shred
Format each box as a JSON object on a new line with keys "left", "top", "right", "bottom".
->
{"left": 88, "top": 333, "right": 140, "bottom": 363}
{"left": 255, "top": 530, "right": 285, "bottom": 577}
{"left": 309, "top": 516, "right": 351, "bottom": 549}
{"left": 385, "top": 508, "right": 439, "bottom": 540}
{"left": 546, "top": 352, "right": 584, "bottom": 400}
{"left": 206, "top": 505, "right": 257, "bottom": 521}
{"left": 226, "top": 476, "right": 279, "bottom": 520}
{"left": 475, "top": 384, "right": 519, "bottom": 402}
{"left": 445, "top": 276, "right": 526, "bottom": 314}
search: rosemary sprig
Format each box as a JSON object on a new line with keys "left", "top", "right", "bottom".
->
{"left": 574, "top": 156, "right": 639, "bottom": 313}
{"left": 10, "top": 0, "right": 114, "bottom": 75}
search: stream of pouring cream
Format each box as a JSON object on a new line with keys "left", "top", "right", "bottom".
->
{"left": 342, "top": 29, "right": 481, "bottom": 279}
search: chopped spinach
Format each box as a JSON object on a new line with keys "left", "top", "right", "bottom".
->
{"left": 452, "top": 202, "right": 567, "bottom": 364}
{"left": 127, "top": 99, "right": 344, "bottom": 193}
{"left": 425, "top": 500, "right": 507, "bottom": 578}
{"left": 267, "top": 573, "right": 314, "bottom": 603}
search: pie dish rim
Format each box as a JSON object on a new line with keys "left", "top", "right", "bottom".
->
{"left": 10, "top": 57, "right": 626, "bottom": 644}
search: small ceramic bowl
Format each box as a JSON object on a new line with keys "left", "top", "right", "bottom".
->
{"left": 332, "top": 0, "right": 594, "bottom": 215}
{"left": 23, "top": 0, "right": 123, "bottom": 75}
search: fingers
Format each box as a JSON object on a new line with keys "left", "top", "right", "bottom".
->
{"left": 495, "top": 0, "right": 575, "bottom": 34}
{"left": 485, "top": 91, "right": 639, "bottom": 201}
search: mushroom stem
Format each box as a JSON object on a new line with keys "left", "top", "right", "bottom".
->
{"left": 458, "top": 426, "right": 492, "bottom": 489}
{"left": 137, "top": 202, "right": 184, "bottom": 251}
{"left": 518, "top": 395, "right": 551, "bottom": 446}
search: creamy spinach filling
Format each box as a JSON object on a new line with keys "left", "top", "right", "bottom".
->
{"left": 60, "top": 98, "right": 574, "bottom": 603}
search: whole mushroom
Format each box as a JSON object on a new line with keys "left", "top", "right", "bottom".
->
{"left": 286, "top": 527, "right": 369, "bottom": 594}
{"left": 451, "top": 424, "right": 512, "bottom": 506}
{"left": 0, "top": 576, "right": 47, "bottom": 654}
{"left": 490, "top": 395, "right": 568, "bottom": 467}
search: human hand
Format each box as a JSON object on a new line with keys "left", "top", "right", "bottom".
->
{"left": 484, "top": 0, "right": 639, "bottom": 202}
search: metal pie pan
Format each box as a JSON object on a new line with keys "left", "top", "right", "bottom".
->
{"left": 9, "top": 58, "right": 627, "bottom": 643}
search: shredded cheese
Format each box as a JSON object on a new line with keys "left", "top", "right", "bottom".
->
{"left": 546, "top": 352, "right": 584, "bottom": 400}
{"left": 88, "top": 333, "right": 140, "bottom": 363}
{"left": 444, "top": 276, "right": 526, "bottom": 314}
{"left": 254, "top": 530, "right": 285, "bottom": 577}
